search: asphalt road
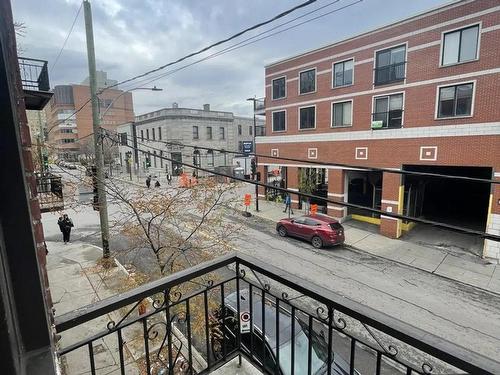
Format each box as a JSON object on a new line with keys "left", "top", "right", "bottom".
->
{"left": 42, "top": 173, "right": 500, "bottom": 373}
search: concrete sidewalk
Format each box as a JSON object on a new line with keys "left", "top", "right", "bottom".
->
{"left": 243, "top": 199, "right": 500, "bottom": 294}
{"left": 46, "top": 240, "right": 142, "bottom": 374}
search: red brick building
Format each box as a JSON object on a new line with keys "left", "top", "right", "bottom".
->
{"left": 255, "top": 0, "right": 500, "bottom": 259}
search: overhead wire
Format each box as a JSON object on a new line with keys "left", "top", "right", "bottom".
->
{"left": 111, "top": 132, "right": 500, "bottom": 242}
{"left": 50, "top": 2, "right": 83, "bottom": 74}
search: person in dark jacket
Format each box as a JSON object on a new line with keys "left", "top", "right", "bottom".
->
{"left": 57, "top": 214, "right": 74, "bottom": 244}
{"left": 146, "top": 175, "right": 152, "bottom": 188}
{"left": 283, "top": 194, "right": 294, "bottom": 214}
{"left": 155, "top": 180, "right": 161, "bottom": 188}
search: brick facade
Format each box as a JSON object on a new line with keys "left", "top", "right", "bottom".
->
{"left": 256, "top": 0, "right": 500, "bottom": 259}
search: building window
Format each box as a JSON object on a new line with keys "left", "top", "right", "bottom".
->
{"left": 153, "top": 151, "right": 157, "bottom": 168}
{"left": 332, "top": 101, "right": 352, "bottom": 127}
{"left": 272, "top": 77, "right": 286, "bottom": 99}
{"left": 299, "top": 106, "right": 316, "bottom": 130}
{"left": 141, "top": 130, "right": 144, "bottom": 141}
{"left": 62, "top": 138, "right": 75, "bottom": 143}
{"left": 193, "top": 126, "right": 199, "bottom": 139}
{"left": 299, "top": 68, "right": 316, "bottom": 94}
{"left": 238, "top": 124, "right": 242, "bottom": 135}
{"left": 146, "top": 129, "right": 150, "bottom": 140}
{"left": 119, "top": 132, "right": 128, "bottom": 145}
{"left": 152, "top": 128, "right": 156, "bottom": 141}
{"left": 207, "top": 126, "right": 212, "bottom": 140}
{"left": 238, "top": 141, "right": 243, "bottom": 152}
{"left": 219, "top": 127, "right": 225, "bottom": 140}
{"left": 249, "top": 126, "right": 253, "bottom": 136}
{"left": 193, "top": 149, "right": 201, "bottom": 168}
{"left": 437, "top": 83, "right": 473, "bottom": 118}
{"left": 372, "top": 93, "right": 403, "bottom": 129}
{"left": 333, "top": 59, "right": 353, "bottom": 87}
{"left": 442, "top": 25, "right": 479, "bottom": 65}
{"left": 158, "top": 127, "right": 162, "bottom": 140}
{"left": 374, "top": 45, "right": 406, "bottom": 85}
{"left": 207, "top": 150, "right": 214, "bottom": 167}
{"left": 160, "top": 151, "right": 163, "bottom": 168}
{"left": 272, "top": 110, "right": 286, "bottom": 132}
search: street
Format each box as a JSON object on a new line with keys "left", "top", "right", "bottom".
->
{"left": 42, "top": 174, "right": 500, "bottom": 370}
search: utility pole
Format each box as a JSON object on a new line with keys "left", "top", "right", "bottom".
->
{"left": 83, "top": 0, "right": 110, "bottom": 258}
{"left": 247, "top": 97, "right": 259, "bottom": 211}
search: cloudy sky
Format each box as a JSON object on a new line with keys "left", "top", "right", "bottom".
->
{"left": 13, "top": 0, "right": 447, "bottom": 117}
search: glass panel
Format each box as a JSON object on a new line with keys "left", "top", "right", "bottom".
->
{"left": 443, "top": 31, "right": 460, "bottom": 65}
{"left": 300, "top": 69, "right": 315, "bottom": 94}
{"left": 300, "top": 107, "right": 315, "bottom": 129}
{"left": 333, "top": 103, "right": 343, "bottom": 126}
{"left": 344, "top": 60, "right": 353, "bottom": 85}
{"left": 389, "top": 94, "right": 403, "bottom": 110}
{"left": 460, "top": 26, "right": 479, "bottom": 62}
{"left": 376, "top": 49, "right": 391, "bottom": 67}
{"left": 273, "top": 111, "right": 285, "bottom": 131}
{"left": 334, "top": 63, "right": 344, "bottom": 87}
{"left": 438, "top": 86, "right": 456, "bottom": 117}
{"left": 343, "top": 101, "right": 352, "bottom": 125}
{"left": 456, "top": 83, "right": 473, "bottom": 115}
{"left": 273, "top": 77, "right": 286, "bottom": 99}
{"left": 375, "top": 97, "right": 388, "bottom": 113}
{"left": 390, "top": 46, "right": 406, "bottom": 64}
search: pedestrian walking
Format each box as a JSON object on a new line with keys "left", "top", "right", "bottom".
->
{"left": 57, "top": 214, "right": 74, "bottom": 244}
{"left": 166, "top": 172, "right": 172, "bottom": 185}
{"left": 155, "top": 180, "right": 161, "bottom": 188}
{"left": 283, "top": 194, "right": 294, "bottom": 215}
{"left": 146, "top": 175, "right": 151, "bottom": 188}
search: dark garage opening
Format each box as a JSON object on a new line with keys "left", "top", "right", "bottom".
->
{"left": 403, "top": 165, "right": 491, "bottom": 231}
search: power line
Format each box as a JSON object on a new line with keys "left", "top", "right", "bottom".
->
{"left": 119, "top": 0, "right": 362, "bottom": 92}
{"left": 101, "top": 0, "right": 319, "bottom": 92}
{"left": 118, "top": 0, "right": 348, "bottom": 91}
{"left": 50, "top": 2, "right": 83, "bottom": 74}
{"left": 112, "top": 133, "right": 500, "bottom": 242}
{"left": 109, "top": 129, "right": 499, "bottom": 185}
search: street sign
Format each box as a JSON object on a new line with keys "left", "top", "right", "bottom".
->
{"left": 311, "top": 204, "right": 318, "bottom": 215}
{"left": 244, "top": 194, "right": 251, "bottom": 206}
{"left": 243, "top": 141, "right": 253, "bottom": 155}
{"left": 240, "top": 311, "right": 251, "bottom": 333}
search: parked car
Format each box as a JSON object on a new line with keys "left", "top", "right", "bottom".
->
{"left": 211, "top": 289, "right": 356, "bottom": 375}
{"left": 276, "top": 214, "right": 344, "bottom": 248}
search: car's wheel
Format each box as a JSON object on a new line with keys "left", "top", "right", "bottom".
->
{"left": 311, "top": 236, "right": 323, "bottom": 249}
{"left": 277, "top": 226, "right": 287, "bottom": 237}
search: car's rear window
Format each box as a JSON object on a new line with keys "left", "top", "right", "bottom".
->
{"left": 330, "top": 223, "right": 342, "bottom": 230}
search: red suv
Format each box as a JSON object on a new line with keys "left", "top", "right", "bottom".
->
{"left": 276, "top": 214, "right": 345, "bottom": 248}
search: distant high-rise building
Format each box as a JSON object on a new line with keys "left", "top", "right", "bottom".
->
{"left": 45, "top": 72, "right": 134, "bottom": 161}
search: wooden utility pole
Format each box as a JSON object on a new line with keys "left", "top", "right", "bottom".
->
{"left": 83, "top": 0, "right": 110, "bottom": 257}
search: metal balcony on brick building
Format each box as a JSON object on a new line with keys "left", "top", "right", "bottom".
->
{"left": 254, "top": 98, "right": 265, "bottom": 116}
{"left": 55, "top": 253, "right": 498, "bottom": 375}
{"left": 35, "top": 172, "right": 64, "bottom": 212}
{"left": 18, "top": 57, "right": 53, "bottom": 110}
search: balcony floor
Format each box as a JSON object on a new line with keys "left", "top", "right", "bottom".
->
{"left": 211, "top": 357, "right": 262, "bottom": 375}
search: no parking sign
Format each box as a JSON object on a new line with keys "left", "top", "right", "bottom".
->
{"left": 240, "top": 311, "right": 251, "bottom": 333}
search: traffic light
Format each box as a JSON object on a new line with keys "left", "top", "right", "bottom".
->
{"left": 251, "top": 158, "right": 257, "bottom": 178}
{"left": 145, "top": 157, "right": 151, "bottom": 168}
{"left": 42, "top": 155, "right": 49, "bottom": 171}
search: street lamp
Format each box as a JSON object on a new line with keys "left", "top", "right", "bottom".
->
{"left": 246, "top": 97, "right": 259, "bottom": 212}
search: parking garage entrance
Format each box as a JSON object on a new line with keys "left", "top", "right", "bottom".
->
{"left": 402, "top": 165, "right": 492, "bottom": 231}
{"left": 346, "top": 171, "right": 382, "bottom": 222}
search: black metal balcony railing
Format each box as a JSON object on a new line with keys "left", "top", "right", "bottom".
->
{"left": 18, "top": 57, "right": 52, "bottom": 110}
{"left": 55, "top": 253, "right": 499, "bottom": 375}
{"left": 255, "top": 125, "right": 266, "bottom": 137}
{"left": 18, "top": 57, "right": 49, "bottom": 92}
{"left": 374, "top": 62, "right": 406, "bottom": 86}
{"left": 371, "top": 110, "right": 403, "bottom": 129}
{"left": 36, "top": 172, "right": 64, "bottom": 212}
{"left": 255, "top": 98, "right": 265, "bottom": 115}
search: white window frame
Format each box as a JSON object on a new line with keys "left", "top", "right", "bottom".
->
{"left": 434, "top": 80, "right": 476, "bottom": 120}
{"left": 372, "top": 42, "right": 408, "bottom": 87}
{"left": 298, "top": 104, "right": 317, "bottom": 131}
{"left": 298, "top": 67, "right": 317, "bottom": 95}
{"left": 271, "top": 109, "right": 287, "bottom": 133}
{"left": 371, "top": 91, "right": 405, "bottom": 128}
{"left": 331, "top": 99, "right": 353, "bottom": 128}
{"left": 439, "top": 22, "right": 481, "bottom": 67}
{"left": 271, "top": 76, "right": 287, "bottom": 100}
{"left": 331, "top": 58, "right": 355, "bottom": 89}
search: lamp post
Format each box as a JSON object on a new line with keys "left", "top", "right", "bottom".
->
{"left": 246, "top": 97, "right": 259, "bottom": 212}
